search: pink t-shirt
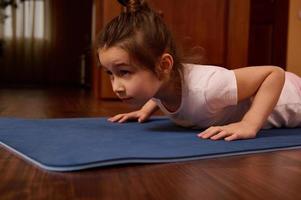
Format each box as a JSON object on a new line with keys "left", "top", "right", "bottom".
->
{"left": 152, "top": 64, "right": 301, "bottom": 129}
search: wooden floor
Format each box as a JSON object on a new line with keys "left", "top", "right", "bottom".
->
{"left": 0, "top": 87, "right": 301, "bottom": 200}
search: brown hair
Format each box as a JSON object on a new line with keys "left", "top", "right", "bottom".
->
{"left": 96, "top": 0, "right": 183, "bottom": 78}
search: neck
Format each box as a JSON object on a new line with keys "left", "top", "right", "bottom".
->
{"left": 154, "top": 71, "right": 182, "bottom": 112}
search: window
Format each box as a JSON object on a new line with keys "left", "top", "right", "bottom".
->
{"left": 4, "top": 0, "right": 45, "bottom": 39}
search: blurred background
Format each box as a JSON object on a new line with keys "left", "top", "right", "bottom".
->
{"left": 0, "top": 0, "right": 300, "bottom": 99}
{"left": 0, "top": 0, "right": 92, "bottom": 87}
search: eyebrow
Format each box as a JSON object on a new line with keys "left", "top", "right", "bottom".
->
{"left": 100, "top": 62, "right": 131, "bottom": 71}
{"left": 113, "top": 62, "right": 129, "bottom": 68}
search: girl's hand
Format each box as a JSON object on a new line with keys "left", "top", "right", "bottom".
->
{"left": 198, "top": 121, "right": 259, "bottom": 141}
{"left": 108, "top": 110, "right": 151, "bottom": 123}
{"left": 108, "top": 99, "right": 158, "bottom": 123}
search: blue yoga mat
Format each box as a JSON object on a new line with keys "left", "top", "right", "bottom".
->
{"left": 0, "top": 117, "right": 300, "bottom": 171}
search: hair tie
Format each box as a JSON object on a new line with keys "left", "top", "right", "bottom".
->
{"left": 117, "top": 0, "right": 128, "bottom": 7}
{"left": 117, "top": 0, "right": 149, "bottom": 13}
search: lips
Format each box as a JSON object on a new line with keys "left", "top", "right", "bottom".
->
{"left": 120, "top": 97, "right": 134, "bottom": 101}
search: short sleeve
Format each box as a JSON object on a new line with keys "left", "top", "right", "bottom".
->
{"left": 204, "top": 68, "right": 238, "bottom": 111}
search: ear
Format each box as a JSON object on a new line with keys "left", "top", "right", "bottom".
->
{"left": 156, "top": 53, "right": 174, "bottom": 79}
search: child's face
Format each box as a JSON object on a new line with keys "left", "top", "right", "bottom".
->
{"left": 98, "top": 47, "right": 162, "bottom": 106}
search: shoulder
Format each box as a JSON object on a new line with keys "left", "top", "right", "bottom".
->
{"left": 181, "top": 63, "right": 238, "bottom": 109}
{"left": 182, "top": 63, "right": 232, "bottom": 77}
{"left": 182, "top": 63, "right": 235, "bottom": 89}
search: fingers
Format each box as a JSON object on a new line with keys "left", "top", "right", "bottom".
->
{"left": 107, "top": 114, "right": 124, "bottom": 122}
{"left": 108, "top": 113, "right": 136, "bottom": 123}
{"left": 108, "top": 111, "right": 144, "bottom": 123}
{"left": 225, "top": 132, "right": 256, "bottom": 141}
{"left": 118, "top": 115, "right": 130, "bottom": 123}
{"left": 210, "top": 130, "right": 230, "bottom": 140}
{"left": 198, "top": 126, "right": 223, "bottom": 139}
{"left": 224, "top": 134, "right": 239, "bottom": 141}
{"left": 138, "top": 113, "right": 149, "bottom": 123}
{"left": 198, "top": 126, "right": 236, "bottom": 141}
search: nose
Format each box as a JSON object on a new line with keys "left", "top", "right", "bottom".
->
{"left": 112, "top": 78, "right": 125, "bottom": 95}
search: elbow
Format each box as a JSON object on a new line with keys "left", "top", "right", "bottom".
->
{"left": 270, "top": 65, "right": 285, "bottom": 73}
{"left": 271, "top": 66, "right": 285, "bottom": 85}
{"left": 272, "top": 66, "right": 285, "bottom": 76}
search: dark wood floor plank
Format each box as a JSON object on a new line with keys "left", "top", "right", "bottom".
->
{"left": 0, "top": 87, "right": 300, "bottom": 200}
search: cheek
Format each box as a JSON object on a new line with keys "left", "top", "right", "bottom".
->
{"left": 132, "top": 78, "right": 160, "bottom": 97}
{"left": 129, "top": 83, "right": 149, "bottom": 95}
{"left": 144, "top": 82, "right": 159, "bottom": 95}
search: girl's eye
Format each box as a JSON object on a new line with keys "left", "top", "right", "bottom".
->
{"left": 105, "top": 70, "right": 113, "bottom": 75}
{"left": 119, "top": 70, "right": 131, "bottom": 77}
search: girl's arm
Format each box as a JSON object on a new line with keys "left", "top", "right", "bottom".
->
{"left": 199, "top": 66, "right": 285, "bottom": 141}
{"left": 108, "top": 99, "right": 159, "bottom": 123}
{"left": 235, "top": 66, "right": 285, "bottom": 131}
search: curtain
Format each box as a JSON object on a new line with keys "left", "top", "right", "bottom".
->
{"left": 1, "top": 0, "right": 93, "bottom": 86}
{"left": 1, "top": 0, "right": 51, "bottom": 84}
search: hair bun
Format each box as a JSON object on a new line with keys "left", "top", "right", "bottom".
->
{"left": 117, "top": 0, "right": 128, "bottom": 7}
{"left": 117, "top": 0, "right": 148, "bottom": 13}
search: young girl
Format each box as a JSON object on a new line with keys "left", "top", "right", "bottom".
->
{"left": 97, "top": 0, "right": 301, "bottom": 141}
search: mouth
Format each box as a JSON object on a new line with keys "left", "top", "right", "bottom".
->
{"left": 119, "top": 97, "right": 146, "bottom": 108}
{"left": 120, "top": 97, "right": 134, "bottom": 102}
